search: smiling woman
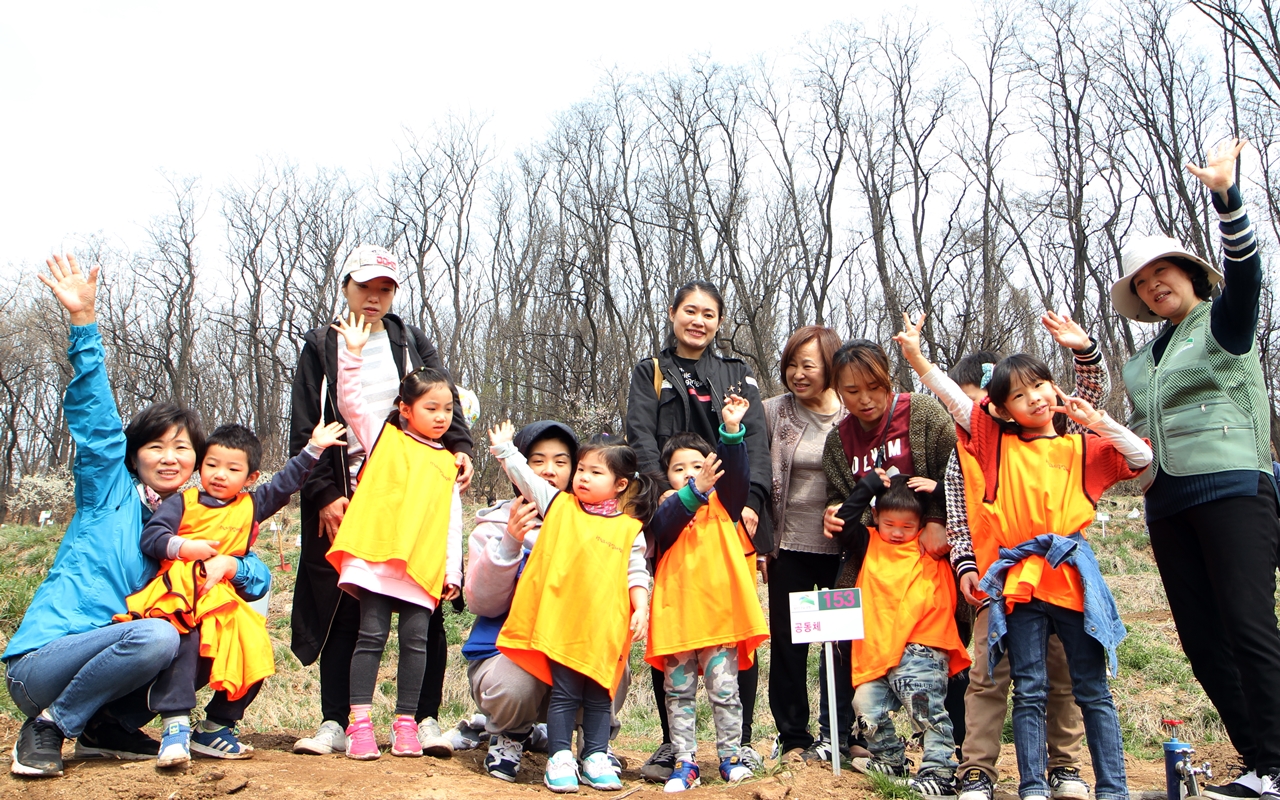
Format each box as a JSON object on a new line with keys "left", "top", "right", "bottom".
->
{"left": 1112, "top": 139, "right": 1280, "bottom": 798}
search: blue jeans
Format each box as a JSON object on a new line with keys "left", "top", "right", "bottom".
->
{"left": 853, "top": 643, "right": 957, "bottom": 773}
{"left": 1005, "top": 600, "right": 1127, "bottom": 800}
{"left": 4, "top": 620, "right": 179, "bottom": 738}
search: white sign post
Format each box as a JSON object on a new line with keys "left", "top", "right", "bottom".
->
{"left": 789, "top": 588, "right": 865, "bottom": 776}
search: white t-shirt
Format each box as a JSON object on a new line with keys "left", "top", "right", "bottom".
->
{"left": 347, "top": 330, "right": 401, "bottom": 478}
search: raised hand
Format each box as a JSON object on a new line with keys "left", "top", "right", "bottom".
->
{"left": 693, "top": 452, "right": 725, "bottom": 495}
{"left": 309, "top": 421, "right": 347, "bottom": 450}
{"left": 1050, "top": 387, "right": 1104, "bottom": 428}
{"left": 721, "top": 393, "right": 749, "bottom": 433}
{"left": 178, "top": 538, "right": 220, "bottom": 562}
{"left": 891, "top": 312, "right": 931, "bottom": 375}
{"left": 489, "top": 420, "right": 515, "bottom": 447}
{"left": 1041, "top": 310, "right": 1091, "bottom": 351}
{"left": 330, "top": 312, "right": 372, "bottom": 354}
{"left": 37, "top": 253, "right": 99, "bottom": 326}
{"left": 1186, "top": 137, "right": 1247, "bottom": 195}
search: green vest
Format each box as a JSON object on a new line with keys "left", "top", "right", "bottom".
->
{"left": 1122, "top": 299, "right": 1271, "bottom": 479}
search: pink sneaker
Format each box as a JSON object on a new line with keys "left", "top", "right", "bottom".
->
{"left": 345, "top": 718, "right": 380, "bottom": 760}
{"left": 391, "top": 717, "right": 423, "bottom": 757}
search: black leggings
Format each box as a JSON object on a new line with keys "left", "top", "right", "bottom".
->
{"left": 321, "top": 591, "right": 448, "bottom": 724}
{"left": 1148, "top": 476, "right": 1280, "bottom": 773}
{"left": 348, "top": 592, "right": 431, "bottom": 715}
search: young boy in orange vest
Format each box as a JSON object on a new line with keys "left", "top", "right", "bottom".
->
{"left": 833, "top": 470, "right": 971, "bottom": 798}
{"left": 120, "top": 421, "right": 345, "bottom": 767}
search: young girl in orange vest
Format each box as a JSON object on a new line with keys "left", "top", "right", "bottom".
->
{"left": 644, "top": 394, "right": 769, "bottom": 792}
{"left": 488, "top": 422, "right": 658, "bottom": 793}
{"left": 894, "top": 313, "right": 1151, "bottom": 800}
{"left": 329, "top": 314, "right": 464, "bottom": 761}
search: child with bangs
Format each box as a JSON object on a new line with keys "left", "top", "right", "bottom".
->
{"left": 328, "top": 314, "right": 465, "bottom": 761}
{"left": 643, "top": 395, "right": 770, "bottom": 792}
{"left": 829, "top": 470, "right": 971, "bottom": 797}
{"left": 894, "top": 312, "right": 1151, "bottom": 800}
{"left": 488, "top": 424, "right": 658, "bottom": 793}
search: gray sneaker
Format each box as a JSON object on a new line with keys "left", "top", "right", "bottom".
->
{"left": 416, "top": 717, "right": 454, "bottom": 758}
{"left": 738, "top": 744, "right": 765, "bottom": 772}
{"left": 640, "top": 741, "right": 678, "bottom": 782}
{"left": 293, "top": 720, "right": 348, "bottom": 755}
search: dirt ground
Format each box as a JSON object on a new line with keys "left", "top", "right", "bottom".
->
{"left": 0, "top": 716, "right": 1240, "bottom": 800}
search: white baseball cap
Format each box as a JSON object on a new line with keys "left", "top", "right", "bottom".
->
{"left": 340, "top": 245, "right": 400, "bottom": 286}
{"left": 1110, "top": 235, "right": 1221, "bottom": 323}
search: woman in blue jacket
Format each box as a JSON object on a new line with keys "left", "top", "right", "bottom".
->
{"left": 3, "top": 254, "right": 271, "bottom": 778}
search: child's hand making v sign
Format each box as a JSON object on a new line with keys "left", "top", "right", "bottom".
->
{"left": 331, "top": 312, "right": 372, "bottom": 354}
{"left": 721, "top": 393, "right": 749, "bottom": 434}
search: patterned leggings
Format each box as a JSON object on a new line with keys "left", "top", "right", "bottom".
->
{"left": 662, "top": 645, "right": 742, "bottom": 760}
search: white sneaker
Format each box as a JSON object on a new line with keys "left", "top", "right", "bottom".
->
{"left": 545, "top": 749, "right": 581, "bottom": 793}
{"left": 416, "top": 717, "right": 454, "bottom": 758}
{"left": 581, "top": 752, "right": 623, "bottom": 791}
{"left": 293, "top": 720, "right": 348, "bottom": 755}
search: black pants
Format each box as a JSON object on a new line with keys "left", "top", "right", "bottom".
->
{"left": 348, "top": 592, "right": 431, "bottom": 716}
{"left": 767, "top": 549, "right": 845, "bottom": 752}
{"left": 1148, "top": 475, "right": 1280, "bottom": 773}
{"left": 652, "top": 656, "right": 759, "bottom": 745}
{"left": 550, "top": 661, "right": 611, "bottom": 758}
{"left": 149, "top": 630, "right": 262, "bottom": 726}
{"left": 319, "top": 591, "right": 448, "bottom": 725}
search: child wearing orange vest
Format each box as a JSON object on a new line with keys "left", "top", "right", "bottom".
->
{"left": 832, "top": 470, "right": 971, "bottom": 796}
{"left": 126, "top": 419, "right": 346, "bottom": 767}
{"left": 895, "top": 312, "right": 1151, "bottom": 800}
{"left": 488, "top": 422, "right": 659, "bottom": 793}
{"left": 644, "top": 394, "right": 770, "bottom": 792}
{"left": 329, "top": 314, "right": 465, "bottom": 761}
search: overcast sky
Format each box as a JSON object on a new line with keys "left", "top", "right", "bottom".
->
{"left": 4, "top": 0, "right": 946, "bottom": 268}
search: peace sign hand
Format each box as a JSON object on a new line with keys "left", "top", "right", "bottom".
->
{"left": 891, "top": 312, "right": 933, "bottom": 377}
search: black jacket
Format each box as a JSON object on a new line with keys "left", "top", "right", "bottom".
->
{"left": 288, "top": 313, "right": 473, "bottom": 666}
{"left": 625, "top": 346, "right": 774, "bottom": 555}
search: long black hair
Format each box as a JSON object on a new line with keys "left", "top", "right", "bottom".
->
{"left": 663, "top": 280, "right": 725, "bottom": 351}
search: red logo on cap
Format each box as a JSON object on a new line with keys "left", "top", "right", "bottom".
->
{"left": 376, "top": 255, "right": 395, "bottom": 266}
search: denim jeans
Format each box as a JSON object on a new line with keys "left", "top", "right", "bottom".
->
{"left": 4, "top": 619, "right": 179, "bottom": 738}
{"left": 1005, "top": 599, "right": 1128, "bottom": 800}
{"left": 548, "top": 660, "right": 611, "bottom": 758}
{"left": 853, "top": 643, "right": 957, "bottom": 773}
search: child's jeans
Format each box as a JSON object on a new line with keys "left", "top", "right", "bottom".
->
{"left": 548, "top": 661, "right": 611, "bottom": 758}
{"left": 1005, "top": 599, "right": 1127, "bottom": 800}
{"left": 662, "top": 645, "right": 742, "bottom": 760}
{"left": 853, "top": 643, "right": 957, "bottom": 773}
{"left": 149, "top": 629, "right": 262, "bottom": 726}
{"left": 349, "top": 592, "right": 431, "bottom": 715}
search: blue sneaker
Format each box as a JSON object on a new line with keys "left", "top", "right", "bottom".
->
{"left": 720, "top": 754, "right": 752, "bottom": 783}
{"left": 664, "top": 760, "right": 700, "bottom": 793}
{"left": 190, "top": 722, "right": 253, "bottom": 760}
{"left": 545, "top": 749, "right": 580, "bottom": 793}
{"left": 156, "top": 721, "right": 191, "bottom": 768}
{"left": 581, "top": 752, "right": 622, "bottom": 790}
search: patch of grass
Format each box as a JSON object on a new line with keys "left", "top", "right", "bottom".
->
{"left": 865, "top": 769, "right": 921, "bottom": 800}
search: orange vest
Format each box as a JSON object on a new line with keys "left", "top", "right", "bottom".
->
{"left": 850, "top": 531, "right": 970, "bottom": 685}
{"left": 645, "top": 494, "right": 770, "bottom": 670}
{"left": 115, "top": 488, "right": 273, "bottom": 700}
{"left": 962, "top": 431, "right": 1095, "bottom": 612}
{"left": 326, "top": 423, "right": 457, "bottom": 602}
{"left": 497, "top": 494, "right": 640, "bottom": 697}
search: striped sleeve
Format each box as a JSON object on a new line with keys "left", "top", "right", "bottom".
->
{"left": 1210, "top": 184, "right": 1263, "bottom": 356}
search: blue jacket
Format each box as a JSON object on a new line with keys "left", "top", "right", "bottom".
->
{"left": 978, "top": 533, "right": 1126, "bottom": 678}
{"left": 3, "top": 324, "right": 270, "bottom": 662}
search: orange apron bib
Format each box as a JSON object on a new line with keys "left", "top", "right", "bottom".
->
{"left": 850, "top": 531, "right": 970, "bottom": 685}
{"left": 498, "top": 494, "right": 639, "bottom": 698}
{"left": 645, "top": 494, "right": 769, "bottom": 670}
{"left": 963, "top": 433, "right": 1094, "bottom": 612}
{"left": 116, "top": 488, "right": 273, "bottom": 700}
{"left": 326, "top": 423, "right": 457, "bottom": 602}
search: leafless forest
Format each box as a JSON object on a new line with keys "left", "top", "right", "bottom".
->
{"left": 3, "top": 0, "right": 1280, "bottom": 517}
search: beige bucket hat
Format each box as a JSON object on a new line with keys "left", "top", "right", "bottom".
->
{"left": 1110, "top": 235, "right": 1221, "bottom": 323}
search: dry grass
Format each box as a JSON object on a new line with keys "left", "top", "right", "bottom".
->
{"left": 0, "top": 493, "right": 1268, "bottom": 762}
